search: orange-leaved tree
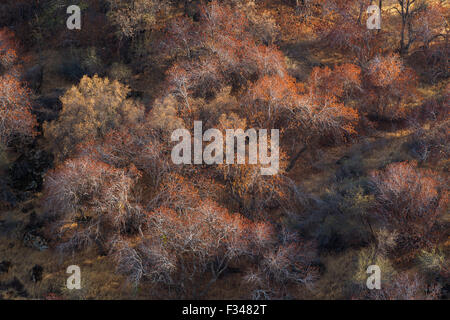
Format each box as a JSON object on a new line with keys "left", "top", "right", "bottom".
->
{"left": 0, "top": 74, "right": 36, "bottom": 147}
{"left": 370, "top": 161, "right": 447, "bottom": 255}
{"left": 364, "top": 54, "right": 418, "bottom": 120}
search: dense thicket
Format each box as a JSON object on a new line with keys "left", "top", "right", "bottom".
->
{"left": 0, "top": 0, "right": 448, "bottom": 300}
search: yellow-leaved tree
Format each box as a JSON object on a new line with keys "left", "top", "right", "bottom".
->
{"left": 44, "top": 75, "right": 144, "bottom": 161}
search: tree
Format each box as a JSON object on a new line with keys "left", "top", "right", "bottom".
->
{"left": 234, "top": 0, "right": 280, "bottom": 45}
{"left": 308, "top": 63, "right": 362, "bottom": 100}
{"left": 107, "top": 0, "right": 169, "bottom": 40}
{"left": 245, "top": 74, "right": 299, "bottom": 128}
{"left": 77, "top": 125, "right": 170, "bottom": 187}
{"left": 394, "top": 0, "right": 427, "bottom": 55}
{"left": 211, "top": 112, "right": 296, "bottom": 215}
{"left": 364, "top": 273, "right": 441, "bottom": 300}
{"left": 163, "top": 16, "right": 198, "bottom": 59}
{"left": 242, "top": 64, "right": 360, "bottom": 172}
{"left": 218, "top": 161, "right": 296, "bottom": 215}
{"left": 0, "top": 28, "right": 18, "bottom": 73}
{"left": 244, "top": 234, "right": 318, "bottom": 299}
{"left": 406, "top": 2, "right": 449, "bottom": 82}
{"left": 408, "top": 117, "right": 449, "bottom": 163}
{"left": 313, "top": 0, "right": 382, "bottom": 64}
{"left": 42, "top": 156, "right": 143, "bottom": 253}
{"left": 293, "top": 64, "right": 360, "bottom": 145}
{"left": 147, "top": 94, "right": 186, "bottom": 138}
{"left": 370, "top": 161, "right": 447, "bottom": 254}
{"left": 112, "top": 200, "right": 253, "bottom": 298}
{"left": 0, "top": 28, "right": 36, "bottom": 147}
{"left": 412, "top": 2, "right": 448, "bottom": 51}
{"left": 146, "top": 172, "right": 202, "bottom": 214}
{"left": 364, "top": 53, "right": 417, "bottom": 120}
{"left": 0, "top": 74, "right": 36, "bottom": 147}
{"left": 44, "top": 75, "right": 145, "bottom": 161}
{"left": 165, "top": 0, "right": 289, "bottom": 105}
{"left": 166, "top": 59, "right": 223, "bottom": 114}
